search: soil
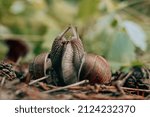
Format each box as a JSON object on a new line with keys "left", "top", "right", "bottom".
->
{"left": 0, "top": 61, "right": 150, "bottom": 100}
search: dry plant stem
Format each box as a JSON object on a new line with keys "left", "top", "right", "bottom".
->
{"left": 113, "top": 71, "right": 133, "bottom": 95}
{"left": 73, "top": 93, "right": 144, "bottom": 100}
{"left": 29, "top": 75, "right": 50, "bottom": 86}
{"left": 115, "top": 81, "right": 125, "bottom": 95}
{"left": 100, "top": 85, "right": 150, "bottom": 93}
{"left": 122, "top": 71, "right": 133, "bottom": 84}
{"left": 0, "top": 77, "right": 6, "bottom": 87}
{"left": 47, "top": 84, "right": 57, "bottom": 88}
{"left": 43, "top": 80, "right": 89, "bottom": 93}
{"left": 122, "top": 87, "right": 150, "bottom": 93}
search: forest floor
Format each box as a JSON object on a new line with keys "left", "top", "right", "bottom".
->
{"left": 0, "top": 61, "right": 150, "bottom": 100}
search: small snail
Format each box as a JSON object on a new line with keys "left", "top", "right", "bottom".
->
{"left": 29, "top": 52, "right": 58, "bottom": 84}
{"left": 29, "top": 53, "right": 51, "bottom": 79}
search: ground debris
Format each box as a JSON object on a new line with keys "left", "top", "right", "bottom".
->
{"left": 0, "top": 62, "right": 150, "bottom": 100}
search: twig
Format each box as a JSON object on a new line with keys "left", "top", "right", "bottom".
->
{"left": 0, "top": 77, "right": 6, "bottom": 87}
{"left": 115, "top": 81, "right": 125, "bottom": 95}
{"left": 43, "top": 80, "right": 89, "bottom": 93}
{"left": 28, "top": 75, "right": 50, "bottom": 86}
{"left": 73, "top": 93, "right": 144, "bottom": 100}
{"left": 112, "top": 71, "right": 133, "bottom": 95}
{"left": 122, "top": 87, "right": 150, "bottom": 93}
{"left": 120, "top": 71, "right": 133, "bottom": 86}
{"left": 102, "top": 85, "right": 150, "bottom": 93}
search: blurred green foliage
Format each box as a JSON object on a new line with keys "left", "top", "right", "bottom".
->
{"left": 0, "top": 0, "right": 150, "bottom": 71}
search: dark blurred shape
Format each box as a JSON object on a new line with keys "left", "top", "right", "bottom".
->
{"left": 4, "top": 38, "right": 29, "bottom": 63}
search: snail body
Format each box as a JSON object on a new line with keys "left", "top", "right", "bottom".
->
{"left": 71, "top": 37, "right": 85, "bottom": 74}
{"left": 50, "top": 26, "right": 85, "bottom": 85}
{"left": 50, "top": 27, "right": 69, "bottom": 75}
{"left": 61, "top": 41, "right": 77, "bottom": 84}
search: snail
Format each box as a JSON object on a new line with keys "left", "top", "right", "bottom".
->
{"left": 29, "top": 52, "right": 58, "bottom": 84}
{"left": 50, "top": 26, "right": 111, "bottom": 85}
{"left": 79, "top": 53, "right": 111, "bottom": 84}
{"left": 29, "top": 26, "right": 111, "bottom": 86}
{"left": 29, "top": 53, "right": 51, "bottom": 79}
{"left": 49, "top": 27, "right": 70, "bottom": 85}
{"left": 29, "top": 27, "right": 70, "bottom": 85}
{"left": 29, "top": 26, "right": 85, "bottom": 85}
{"left": 50, "top": 26, "right": 85, "bottom": 85}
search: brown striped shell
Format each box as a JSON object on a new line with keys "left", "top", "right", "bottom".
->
{"left": 29, "top": 53, "right": 51, "bottom": 79}
{"left": 79, "top": 54, "right": 111, "bottom": 84}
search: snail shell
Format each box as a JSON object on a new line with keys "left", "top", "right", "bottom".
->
{"left": 29, "top": 53, "right": 52, "bottom": 79}
{"left": 79, "top": 54, "right": 111, "bottom": 84}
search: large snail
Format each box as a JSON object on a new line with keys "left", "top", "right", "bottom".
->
{"left": 29, "top": 26, "right": 111, "bottom": 86}
{"left": 50, "top": 26, "right": 85, "bottom": 85}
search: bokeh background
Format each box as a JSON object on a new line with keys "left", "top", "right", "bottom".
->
{"left": 0, "top": 0, "right": 149, "bottom": 72}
